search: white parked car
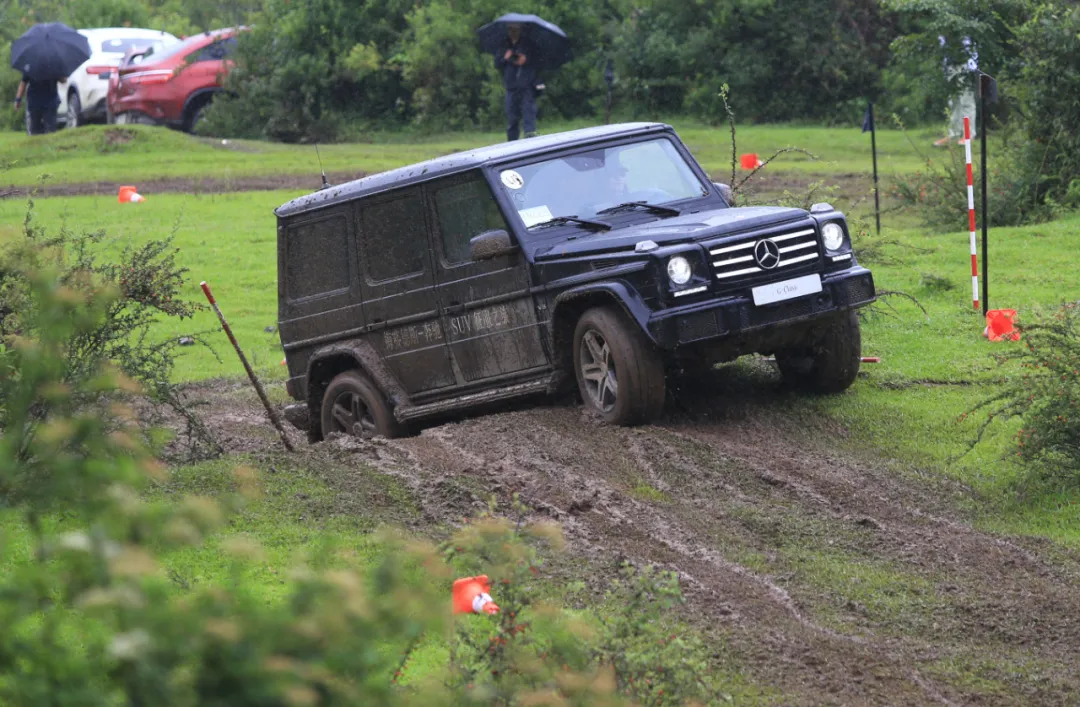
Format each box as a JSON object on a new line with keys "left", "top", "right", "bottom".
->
{"left": 57, "top": 27, "right": 180, "bottom": 128}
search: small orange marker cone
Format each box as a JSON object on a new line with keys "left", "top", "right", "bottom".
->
{"left": 740, "top": 153, "right": 763, "bottom": 170}
{"left": 118, "top": 185, "right": 145, "bottom": 203}
{"left": 452, "top": 575, "right": 499, "bottom": 615}
{"left": 983, "top": 309, "right": 1020, "bottom": 342}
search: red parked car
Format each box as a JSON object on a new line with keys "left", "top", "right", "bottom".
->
{"left": 107, "top": 27, "right": 245, "bottom": 133}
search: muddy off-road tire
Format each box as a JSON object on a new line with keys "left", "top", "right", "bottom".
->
{"left": 573, "top": 307, "right": 665, "bottom": 425}
{"left": 319, "top": 370, "right": 402, "bottom": 439}
{"left": 776, "top": 310, "right": 862, "bottom": 393}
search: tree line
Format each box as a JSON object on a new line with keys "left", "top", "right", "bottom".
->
{"left": 1, "top": 0, "right": 1054, "bottom": 141}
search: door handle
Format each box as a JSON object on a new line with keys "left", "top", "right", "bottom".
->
{"left": 442, "top": 302, "right": 465, "bottom": 315}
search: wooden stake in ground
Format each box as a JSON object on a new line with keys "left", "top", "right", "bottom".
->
{"left": 200, "top": 280, "right": 295, "bottom": 452}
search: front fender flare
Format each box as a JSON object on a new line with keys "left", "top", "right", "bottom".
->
{"left": 551, "top": 280, "right": 657, "bottom": 345}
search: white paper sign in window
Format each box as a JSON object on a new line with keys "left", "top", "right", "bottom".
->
{"left": 518, "top": 205, "right": 553, "bottom": 228}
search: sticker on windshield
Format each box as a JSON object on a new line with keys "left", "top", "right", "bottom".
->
{"left": 500, "top": 170, "right": 525, "bottom": 190}
{"left": 519, "top": 205, "right": 553, "bottom": 228}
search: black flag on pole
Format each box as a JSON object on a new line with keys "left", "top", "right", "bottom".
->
{"left": 863, "top": 101, "right": 881, "bottom": 235}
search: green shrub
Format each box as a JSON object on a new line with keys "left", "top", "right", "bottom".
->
{"left": 0, "top": 198, "right": 217, "bottom": 462}
{"left": 1007, "top": 3, "right": 1080, "bottom": 211}
{"left": 969, "top": 303, "right": 1080, "bottom": 483}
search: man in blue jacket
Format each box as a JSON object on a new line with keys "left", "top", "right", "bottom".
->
{"left": 14, "top": 74, "right": 64, "bottom": 135}
{"left": 495, "top": 23, "right": 538, "bottom": 142}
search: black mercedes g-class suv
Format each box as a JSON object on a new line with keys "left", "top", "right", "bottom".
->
{"left": 275, "top": 122, "right": 875, "bottom": 440}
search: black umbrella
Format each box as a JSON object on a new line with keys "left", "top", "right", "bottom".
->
{"left": 11, "top": 22, "right": 91, "bottom": 81}
{"left": 477, "top": 13, "right": 571, "bottom": 71}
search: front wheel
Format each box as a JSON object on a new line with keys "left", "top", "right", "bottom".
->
{"left": 776, "top": 310, "right": 862, "bottom": 393}
{"left": 319, "top": 370, "right": 402, "bottom": 440}
{"left": 573, "top": 307, "right": 666, "bottom": 425}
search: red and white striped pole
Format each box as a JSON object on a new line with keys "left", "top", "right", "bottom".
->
{"left": 964, "top": 116, "right": 980, "bottom": 310}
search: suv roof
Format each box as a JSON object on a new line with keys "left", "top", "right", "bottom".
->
{"left": 274, "top": 122, "right": 671, "bottom": 219}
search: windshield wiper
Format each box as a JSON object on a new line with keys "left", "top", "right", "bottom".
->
{"left": 596, "top": 201, "right": 682, "bottom": 217}
{"left": 530, "top": 215, "right": 612, "bottom": 231}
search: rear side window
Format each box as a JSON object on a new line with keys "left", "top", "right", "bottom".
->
{"left": 194, "top": 37, "right": 237, "bottom": 62}
{"left": 286, "top": 215, "right": 350, "bottom": 301}
{"left": 433, "top": 175, "right": 508, "bottom": 264}
{"left": 360, "top": 190, "right": 427, "bottom": 282}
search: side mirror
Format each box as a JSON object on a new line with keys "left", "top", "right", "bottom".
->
{"left": 469, "top": 229, "right": 516, "bottom": 261}
{"left": 713, "top": 182, "right": 735, "bottom": 206}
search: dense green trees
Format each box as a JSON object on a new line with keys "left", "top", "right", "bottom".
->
{"left": 3, "top": 0, "right": 1080, "bottom": 158}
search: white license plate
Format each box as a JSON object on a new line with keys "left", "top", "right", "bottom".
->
{"left": 752, "top": 274, "right": 823, "bottom": 306}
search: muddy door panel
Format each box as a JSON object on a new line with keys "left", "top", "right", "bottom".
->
{"left": 278, "top": 209, "right": 364, "bottom": 347}
{"left": 356, "top": 189, "right": 456, "bottom": 394}
{"left": 428, "top": 173, "right": 549, "bottom": 383}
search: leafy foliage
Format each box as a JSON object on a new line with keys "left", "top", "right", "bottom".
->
{"left": 969, "top": 303, "right": 1080, "bottom": 484}
{"left": 1007, "top": 3, "right": 1080, "bottom": 213}
{"left": 0, "top": 198, "right": 219, "bottom": 463}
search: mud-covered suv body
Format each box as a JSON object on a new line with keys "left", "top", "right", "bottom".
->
{"left": 276, "top": 122, "right": 875, "bottom": 439}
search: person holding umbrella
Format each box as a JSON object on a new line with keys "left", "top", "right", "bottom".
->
{"left": 15, "top": 75, "right": 66, "bottom": 135}
{"left": 10, "top": 22, "right": 90, "bottom": 136}
{"left": 478, "top": 13, "right": 571, "bottom": 142}
{"left": 495, "top": 23, "right": 538, "bottom": 141}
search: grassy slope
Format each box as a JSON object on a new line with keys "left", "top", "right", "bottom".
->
{"left": 0, "top": 120, "right": 941, "bottom": 188}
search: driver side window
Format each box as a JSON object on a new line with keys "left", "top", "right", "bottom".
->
{"left": 433, "top": 174, "right": 508, "bottom": 264}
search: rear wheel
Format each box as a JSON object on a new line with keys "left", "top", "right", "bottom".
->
{"left": 66, "top": 92, "right": 81, "bottom": 128}
{"left": 776, "top": 310, "right": 862, "bottom": 393}
{"left": 573, "top": 307, "right": 665, "bottom": 425}
{"left": 319, "top": 370, "right": 402, "bottom": 439}
{"left": 185, "top": 96, "right": 213, "bottom": 133}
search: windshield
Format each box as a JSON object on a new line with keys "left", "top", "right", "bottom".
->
{"left": 498, "top": 138, "right": 709, "bottom": 231}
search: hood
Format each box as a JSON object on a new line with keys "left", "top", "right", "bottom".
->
{"left": 532, "top": 206, "right": 808, "bottom": 260}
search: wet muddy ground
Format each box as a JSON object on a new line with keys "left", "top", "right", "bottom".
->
{"left": 172, "top": 368, "right": 1080, "bottom": 706}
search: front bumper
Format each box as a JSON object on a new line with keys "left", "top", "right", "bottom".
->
{"left": 647, "top": 266, "right": 876, "bottom": 348}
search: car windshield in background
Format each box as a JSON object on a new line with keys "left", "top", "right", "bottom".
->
{"left": 498, "top": 138, "right": 709, "bottom": 232}
{"left": 101, "top": 38, "right": 166, "bottom": 54}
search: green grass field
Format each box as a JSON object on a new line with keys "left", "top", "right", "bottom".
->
{"left": 0, "top": 120, "right": 942, "bottom": 189}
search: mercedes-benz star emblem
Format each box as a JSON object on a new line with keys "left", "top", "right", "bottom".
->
{"left": 754, "top": 239, "right": 781, "bottom": 269}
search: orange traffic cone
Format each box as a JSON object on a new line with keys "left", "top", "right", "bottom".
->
{"left": 452, "top": 575, "right": 500, "bottom": 615}
{"left": 740, "top": 153, "right": 763, "bottom": 170}
{"left": 984, "top": 309, "right": 1020, "bottom": 342}
{"left": 118, "top": 185, "right": 145, "bottom": 203}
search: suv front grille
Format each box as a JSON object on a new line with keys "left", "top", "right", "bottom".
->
{"left": 709, "top": 226, "right": 821, "bottom": 284}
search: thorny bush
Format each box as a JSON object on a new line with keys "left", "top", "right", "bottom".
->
{"left": 967, "top": 303, "right": 1080, "bottom": 486}
{"left": 0, "top": 253, "right": 732, "bottom": 705}
{"left": 0, "top": 197, "right": 221, "bottom": 463}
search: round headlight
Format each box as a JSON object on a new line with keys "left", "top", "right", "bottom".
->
{"left": 667, "top": 256, "right": 693, "bottom": 285}
{"left": 822, "top": 222, "right": 845, "bottom": 252}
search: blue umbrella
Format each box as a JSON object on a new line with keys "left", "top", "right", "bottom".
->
{"left": 11, "top": 22, "right": 91, "bottom": 81}
{"left": 477, "top": 13, "right": 571, "bottom": 71}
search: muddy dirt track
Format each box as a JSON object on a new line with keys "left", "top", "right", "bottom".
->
{"left": 180, "top": 370, "right": 1080, "bottom": 706}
